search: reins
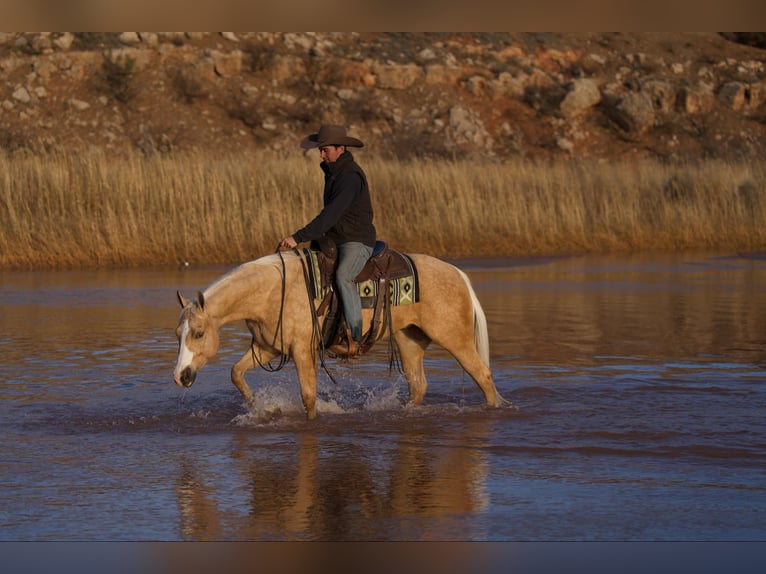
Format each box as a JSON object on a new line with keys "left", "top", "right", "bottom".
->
{"left": 250, "top": 245, "right": 290, "bottom": 373}
{"left": 293, "top": 246, "right": 339, "bottom": 385}
{"left": 251, "top": 245, "right": 338, "bottom": 385}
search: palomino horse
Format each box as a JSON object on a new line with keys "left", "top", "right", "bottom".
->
{"left": 173, "top": 250, "right": 505, "bottom": 419}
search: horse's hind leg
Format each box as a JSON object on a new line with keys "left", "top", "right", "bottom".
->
{"left": 426, "top": 325, "right": 503, "bottom": 407}
{"left": 393, "top": 326, "right": 430, "bottom": 406}
{"left": 466, "top": 356, "right": 502, "bottom": 407}
{"left": 449, "top": 346, "right": 502, "bottom": 407}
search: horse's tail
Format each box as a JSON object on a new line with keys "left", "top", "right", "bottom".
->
{"left": 457, "top": 268, "right": 490, "bottom": 366}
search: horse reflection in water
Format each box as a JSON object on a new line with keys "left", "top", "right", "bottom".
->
{"left": 173, "top": 250, "right": 506, "bottom": 419}
{"left": 175, "top": 418, "right": 492, "bottom": 540}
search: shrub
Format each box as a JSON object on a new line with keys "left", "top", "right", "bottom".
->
{"left": 100, "top": 51, "right": 138, "bottom": 103}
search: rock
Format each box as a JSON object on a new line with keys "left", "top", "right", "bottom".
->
{"left": 53, "top": 33, "right": 74, "bottom": 51}
{"left": 489, "top": 72, "right": 526, "bottom": 99}
{"left": 557, "top": 136, "right": 574, "bottom": 152}
{"left": 417, "top": 48, "right": 437, "bottom": 62}
{"left": 119, "top": 32, "right": 141, "bottom": 45}
{"left": 465, "top": 76, "right": 488, "bottom": 96}
{"left": 211, "top": 50, "right": 242, "bottom": 77}
{"left": 608, "top": 91, "right": 655, "bottom": 134}
{"left": 586, "top": 53, "right": 606, "bottom": 66}
{"left": 679, "top": 82, "right": 715, "bottom": 114}
{"left": 373, "top": 63, "right": 423, "bottom": 90}
{"left": 317, "top": 59, "right": 373, "bottom": 87}
{"left": 424, "top": 64, "right": 463, "bottom": 86}
{"left": 718, "top": 82, "right": 750, "bottom": 112}
{"left": 749, "top": 82, "right": 764, "bottom": 109}
{"left": 641, "top": 80, "right": 676, "bottom": 112}
{"left": 535, "top": 47, "right": 578, "bottom": 73}
{"left": 241, "top": 84, "right": 259, "bottom": 97}
{"left": 138, "top": 33, "right": 159, "bottom": 47}
{"left": 69, "top": 98, "right": 90, "bottom": 111}
{"left": 12, "top": 87, "right": 31, "bottom": 104}
{"left": 448, "top": 105, "right": 491, "bottom": 148}
{"left": 32, "top": 60, "right": 57, "bottom": 80}
{"left": 560, "top": 78, "right": 601, "bottom": 118}
{"left": 270, "top": 54, "right": 306, "bottom": 83}
{"left": 284, "top": 33, "right": 314, "bottom": 52}
{"left": 31, "top": 34, "right": 53, "bottom": 53}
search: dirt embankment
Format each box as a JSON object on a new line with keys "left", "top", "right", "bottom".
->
{"left": 1, "top": 32, "right": 766, "bottom": 161}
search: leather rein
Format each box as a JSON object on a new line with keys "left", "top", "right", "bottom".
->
{"left": 250, "top": 246, "right": 338, "bottom": 385}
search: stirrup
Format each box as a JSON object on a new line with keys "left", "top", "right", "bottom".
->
{"left": 324, "top": 331, "right": 360, "bottom": 359}
{"left": 347, "top": 339, "right": 361, "bottom": 357}
{"left": 345, "top": 327, "right": 362, "bottom": 358}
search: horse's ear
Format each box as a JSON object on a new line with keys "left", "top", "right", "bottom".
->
{"left": 177, "top": 291, "right": 190, "bottom": 308}
{"left": 197, "top": 290, "right": 205, "bottom": 310}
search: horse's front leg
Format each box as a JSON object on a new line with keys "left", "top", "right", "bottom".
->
{"left": 231, "top": 344, "right": 278, "bottom": 405}
{"left": 292, "top": 345, "right": 318, "bottom": 420}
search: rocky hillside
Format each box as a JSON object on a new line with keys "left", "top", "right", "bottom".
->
{"left": 2, "top": 32, "right": 765, "bottom": 161}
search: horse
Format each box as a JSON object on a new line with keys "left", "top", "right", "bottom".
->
{"left": 173, "top": 249, "right": 505, "bottom": 419}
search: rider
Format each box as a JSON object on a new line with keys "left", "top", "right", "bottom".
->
{"left": 280, "top": 125, "right": 376, "bottom": 356}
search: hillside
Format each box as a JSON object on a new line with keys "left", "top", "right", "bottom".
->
{"left": 1, "top": 32, "right": 765, "bottom": 161}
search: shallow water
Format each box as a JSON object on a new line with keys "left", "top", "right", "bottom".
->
{"left": 1, "top": 252, "right": 765, "bottom": 541}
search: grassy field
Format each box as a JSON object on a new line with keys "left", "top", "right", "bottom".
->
{"left": 1, "top": 150, "right": 764, "bottom": 269}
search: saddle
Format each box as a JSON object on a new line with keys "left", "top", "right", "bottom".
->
{"left": 308, "top": 238, "right": 415, "bottom": 358}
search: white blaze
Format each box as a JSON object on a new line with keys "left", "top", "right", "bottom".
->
{"left": 173, "top": 319, "right": 195, "bottom": 383}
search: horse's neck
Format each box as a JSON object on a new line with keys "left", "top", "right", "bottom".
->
{"left": 203, "top": 255, "right": 287, "bottom": 325}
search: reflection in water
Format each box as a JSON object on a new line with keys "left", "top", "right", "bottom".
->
{"left": 175, "top": 417, "right": 492, "bottom": 541}
{"left": 176, "top": 458, "right": 226, "bottom": 540}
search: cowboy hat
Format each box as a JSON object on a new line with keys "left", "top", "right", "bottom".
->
{"left": 300, "top": 124, "right": 364, "bottom": 149}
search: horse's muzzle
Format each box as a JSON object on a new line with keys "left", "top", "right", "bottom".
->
{"left": 175, "top": 366, "right": 197, "bottom": 388}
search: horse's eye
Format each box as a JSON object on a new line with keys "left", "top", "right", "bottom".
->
{"left": 194, "top": 331, "right": 204, "bottom": 339}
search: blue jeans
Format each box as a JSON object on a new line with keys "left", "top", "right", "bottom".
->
{"left": 336, "top": 241, "right": 373, "bottom": 342}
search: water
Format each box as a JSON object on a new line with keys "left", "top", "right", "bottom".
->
{"left": 1, "top": 253, "right": 765, "bottom": 541}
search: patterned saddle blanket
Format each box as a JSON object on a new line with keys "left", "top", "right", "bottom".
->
{"left": 302, "top": 242, "right": 419, "bottom": 308}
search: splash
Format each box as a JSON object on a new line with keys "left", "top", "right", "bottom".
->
{"left": 230, "top": 375, "right": 406, "bottom": 426}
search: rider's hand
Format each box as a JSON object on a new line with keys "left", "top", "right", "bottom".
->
{"left": 280, "top": 236, "right": 297, "bottom": 249}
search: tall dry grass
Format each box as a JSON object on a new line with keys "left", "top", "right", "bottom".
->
{"left": 1, "top": 150, "right": 764, "bottom": 269}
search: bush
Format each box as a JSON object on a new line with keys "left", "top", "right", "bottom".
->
{"left": 100, "top": 51, "right": 138, "bottom": 104}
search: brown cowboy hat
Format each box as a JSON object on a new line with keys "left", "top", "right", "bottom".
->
{"left": 300, "top": 124, "right": 364, "bottom": 149}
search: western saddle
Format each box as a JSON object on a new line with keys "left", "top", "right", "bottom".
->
{"left": 306, "top": 238, "right": 413, "bottom": 358}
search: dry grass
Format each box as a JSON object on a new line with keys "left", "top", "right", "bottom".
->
{"left": 1, "top": 150, "right": 765, "bottom": 269}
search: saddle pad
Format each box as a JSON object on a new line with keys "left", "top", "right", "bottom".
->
{"left": 302, "top": 247, "right": 419, "bottom": 307}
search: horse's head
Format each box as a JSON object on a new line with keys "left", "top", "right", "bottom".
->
{"left": 173, "top": 290, "right": 221, "bottom": 388}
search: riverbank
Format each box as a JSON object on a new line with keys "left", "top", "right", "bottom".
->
{"left": 1, "top": 151, "right": 764, "bottom": 269}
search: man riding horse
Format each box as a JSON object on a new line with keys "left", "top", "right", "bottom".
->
{"left": 280, "top": 125, "right": 376, "bottom": 358}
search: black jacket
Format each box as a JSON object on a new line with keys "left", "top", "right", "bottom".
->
{"left": 293, "top": 151, "right": 376, "bottom": 247}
